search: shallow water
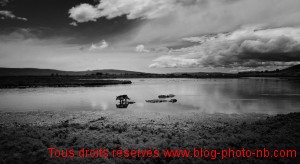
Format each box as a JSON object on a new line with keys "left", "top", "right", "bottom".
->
{"left": 0, "top": 78, "right": 299, "bottom": 114}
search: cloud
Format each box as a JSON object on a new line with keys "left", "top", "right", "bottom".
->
{"left": 150, "top": 55, "right": 198, "bottom": 68}
{"left": 68, "top": 0, "right": 300, "bottom": 46}
{"left": 0, "top": 10, "right": 27, "bottom": 21}
{"left": 69, "top": 0, "right": 179, "bottom": 23}
{"left": 135, "top": 44, "right": 150, "bottom": 53}
{"left": 66, "top": 0, "right": 300, "bottom": 71}
{"left": 150, "top": 26, "right": 300, "bottom": 70}
{"left": 153, "top": 46, "right": 170, "bottom": 53}
{"left": 69, "top": 22, "right": 78, "bottom": 26}
{"left": 132, "top": 0, "right": 300, "bottom": 45}
{"left": 89, "top": 40, "right": 109, "bottom": 51}
{"left": 96, "top": 0, "right": 177, "bottom": 20}
{"left": 135, "top": 45, "right": 170, "bottom": 53}
{"left": 69, "top": 3, "right": 99, "bottom": 23}
{"left": 69, "top": 0, "right": 246, "bottom": 22}
{"left": 182, "top": 35, "right": 217, "bottom": 43}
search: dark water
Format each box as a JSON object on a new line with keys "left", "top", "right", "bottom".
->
{"left": 0, "top": 78, "right": 299, "bottom": 114}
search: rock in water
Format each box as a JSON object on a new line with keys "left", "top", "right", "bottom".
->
{"left": 169, "top": 99, "right": 177, "bottom": 103}
{"left": 158, "top": 94, "right": 175, "bottom": 99}
{"left": 145, "top": 99, "right": 168, "bottom": 103}
{"left": 128, "top": 101, "right": 135, "bottom": 104}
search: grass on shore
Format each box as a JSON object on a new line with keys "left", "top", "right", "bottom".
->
{"left": 0, "top": 112, "right": 299, "bottom": 164}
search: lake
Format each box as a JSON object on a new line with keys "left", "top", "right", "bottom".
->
{"left": 0, "top": 78, "right": 299, "bottom": 114}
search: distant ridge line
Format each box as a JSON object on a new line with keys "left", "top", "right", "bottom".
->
{"left": 0, "top": 68, "right": 147, "bottom": 76}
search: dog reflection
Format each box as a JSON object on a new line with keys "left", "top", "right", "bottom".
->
{"left": 116, "top": 103, "right": 129, "bottom": 108}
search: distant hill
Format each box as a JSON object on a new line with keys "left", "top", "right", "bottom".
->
{"left": 238, "top": 64, "right": 300, "bottom": 77}
{"left": 1, "top": 64, "right": 299, "bottom": 77}
{"left": 86, "top": 69, "right": 146, "bottom": 75}
{"left": 280, "top": 64, "right": 300, "bottom": 73}
{"left": 0, "top": 68, "right": 146, "bottom": 76}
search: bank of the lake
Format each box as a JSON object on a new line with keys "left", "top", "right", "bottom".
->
{"left": 0, "top": 76, "right": 132, "bottom": 88}
{"left": 0, "top": 111, "right": 299, "bottom": 164}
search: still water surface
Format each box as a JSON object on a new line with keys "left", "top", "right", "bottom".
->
{"left": 0, "top": 78, "right": 299, "bottom": 114}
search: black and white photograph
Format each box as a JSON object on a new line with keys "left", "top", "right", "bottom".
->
{"left": 0, "top": 0, "right": 299, "bottom": 163}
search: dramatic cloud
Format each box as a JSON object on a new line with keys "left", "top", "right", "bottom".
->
{"left": 69, "top": 3, "right": 99, "bottom": 23}
{"left": 89, "top": 40, "right": 109, "bottom": 51}
{"left": 150, "top": 26, "right": 300, "bottom": 70}
{"left": 68, "top": 0, "right": 300, "bottom": 46}
{"left": 0, "top": 10, "right": 27, "bottom": 20}
{"left": 135, "top": 44, "right": 150, "bottom": 53}
{"left": 69, "top": 0, "right": 179, "bottom": 23}
{"left": 132, "top": 0, "right": 300, "bottom": 45}
{"left": 69, "top": 0, "right": 252, "bottom": 22}
{"left": 96, "top": 0, "right": 177, "bottom": 20}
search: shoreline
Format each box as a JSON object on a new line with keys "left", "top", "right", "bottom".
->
{"left": 0, "top": 76, "right": 132, "bottom": 89}
{"left": 1, "top": 76, "right": 299, "bottom": 89}
{"left": 0, "top": 111, "right": 299, "bottom": 163}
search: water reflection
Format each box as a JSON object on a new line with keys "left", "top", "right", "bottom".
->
{"left": 0, "top": 78, "right": 299, "bottom": 114}
{"left": 116, "top": 103, "right": 129, "bottom": 109}
{"left": 115, "top": 95, "right": 136, "bottom": 108}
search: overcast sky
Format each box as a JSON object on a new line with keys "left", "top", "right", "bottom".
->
{"left": 1, "top": 0, "right": 300, "bottom": 73}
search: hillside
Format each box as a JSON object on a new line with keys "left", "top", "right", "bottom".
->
{"left": 238, "top": 64, "right": 300, "bottom": 77}
{"left": 0, "top": 68, "right": 145, "bottom": 76}
{"left": 280, "top": 64, "right": 300, "bottom": 73}
{"left": 1, "top": 64, "right": 299, "bottom": 77}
